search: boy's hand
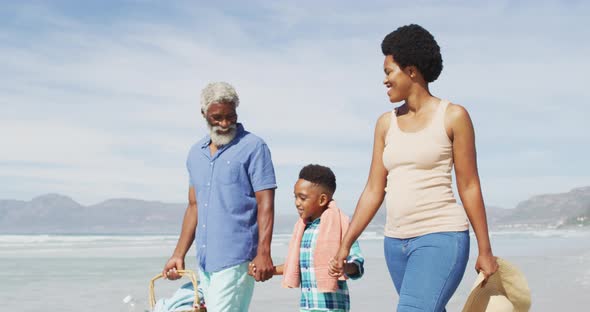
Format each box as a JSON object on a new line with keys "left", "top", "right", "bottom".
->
{"left": 248, "top": 262, "right": 256, "bottom": 276}
{"left": 248, "top": 262, "right": 281, "bottom": 277}
{"left": 328, "top": 258, "right": 344, "bottom": 277}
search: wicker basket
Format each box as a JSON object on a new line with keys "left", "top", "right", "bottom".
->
{"left": 149, "top": 269, "right": 206, "bottom": 312}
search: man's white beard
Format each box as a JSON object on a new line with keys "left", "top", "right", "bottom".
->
{"left": 208, "top": 124, "right": 237, "bottom": 146}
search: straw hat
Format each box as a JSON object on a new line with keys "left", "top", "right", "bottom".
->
{"left": 462, "top": 257, "right": 531, "bottom": 312}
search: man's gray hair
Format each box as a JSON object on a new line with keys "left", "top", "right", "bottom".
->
{"left": 200, "top": 82, "right": 240, "bottom": 115}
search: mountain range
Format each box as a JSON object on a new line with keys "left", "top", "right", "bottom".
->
{"left": 1, "top": 186, "right": 588, "bottom": 234}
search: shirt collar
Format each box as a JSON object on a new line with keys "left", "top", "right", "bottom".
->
{"left": 305, "top": 217, "right": 321, "bottom": 226}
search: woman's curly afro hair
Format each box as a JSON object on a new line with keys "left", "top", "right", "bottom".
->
{"left": 381, "top": 24, "right": 443, "bottom": 83}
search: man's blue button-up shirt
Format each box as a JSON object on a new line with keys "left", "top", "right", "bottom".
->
{"left": 186, "top": 123, "right": 277, "bottom": 272}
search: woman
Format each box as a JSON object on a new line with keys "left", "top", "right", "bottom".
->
{"left": 328, "top": 24, "right": 499, "bottom": 311}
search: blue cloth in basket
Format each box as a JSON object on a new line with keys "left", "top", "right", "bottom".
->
{"left": 153, "top": 282, "right": 204, "bottom": 312}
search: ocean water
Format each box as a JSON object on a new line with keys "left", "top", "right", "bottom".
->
{"left": 1, "top": 230, "right": 589, "bottom": 311}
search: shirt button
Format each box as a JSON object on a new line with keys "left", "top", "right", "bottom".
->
{"left": 207, "top": 182, "right": 210, "bottom": 186}
{"left": 202, "top": 244, "right": 206, "bottom": 248}
{"left": 204, "top": 203, "right": 208, "bottom": 207}
{"left": 202, "top": 224, "right": 206, "bottom": 228}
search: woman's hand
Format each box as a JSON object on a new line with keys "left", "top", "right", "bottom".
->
{"left": 475, "top": 253, "right": 499, "bottom": 285}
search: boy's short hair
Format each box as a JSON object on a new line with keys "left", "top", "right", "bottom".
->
{"left": 381, "top": 24, "right": 443, "bottom": 83}
{"left": 299, "top": 164, "right": 336, "bottom": 195}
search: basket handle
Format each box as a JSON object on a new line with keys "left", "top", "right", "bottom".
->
{"left": 149, "top": 269, "right": 200, "bottom": 310}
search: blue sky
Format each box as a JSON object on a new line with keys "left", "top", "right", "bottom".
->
{"left": 1, "top": 1, "right": 589, "bottom": 213}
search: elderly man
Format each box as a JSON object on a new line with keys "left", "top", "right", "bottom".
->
{"left": 163, "top": 82, "right": 276, "bottom": 311}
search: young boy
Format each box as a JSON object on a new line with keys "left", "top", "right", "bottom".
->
{"left": 251, "top": 164, "right": 364, "bottom": 311}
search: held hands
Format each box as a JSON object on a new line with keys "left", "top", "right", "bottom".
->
{"left": 475, "top": 253, "right": 499, "bottom": 286}
{"left": 328, "top": 247, "right": 350, "bottom": 278}
{"left": 248, "top": 253, "right": 274, "bottom": 282}
{"left": 162, "top": 256, "right": 184, "bottom": 280}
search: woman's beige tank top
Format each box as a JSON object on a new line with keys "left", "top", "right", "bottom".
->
{"left": 382, "top": 100, "right": 469, "bottom": 239}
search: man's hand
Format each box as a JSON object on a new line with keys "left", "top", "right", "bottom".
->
{"left": 162, "top": 256, "right": 185, "bottom": 280}
{"left": 250, "top": 253, "right": 274, "bottom": 282}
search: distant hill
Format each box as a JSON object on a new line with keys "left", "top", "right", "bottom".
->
{"left": 1, "top": 187, "right": 589, "bottom": 234}
{"left": 0, "top": 194, "right": 186, "bottom": 234}
{"left": 484, "top": 205, "right": 514, "bottom": 226}
{"left": 490, "top": 186, "right": 590, "bottom": 229}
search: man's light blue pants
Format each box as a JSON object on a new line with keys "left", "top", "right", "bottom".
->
{"left": 199, "top": 262, "right": 255, "bottom": 312}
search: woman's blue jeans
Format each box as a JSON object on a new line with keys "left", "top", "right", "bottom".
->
{"left": 384, "top": 231, "right": 470, "bottom": 312}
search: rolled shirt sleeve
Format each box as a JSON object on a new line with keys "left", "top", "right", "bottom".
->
{"left": 248, "top": 142, "right": 277, "bottom": 192}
